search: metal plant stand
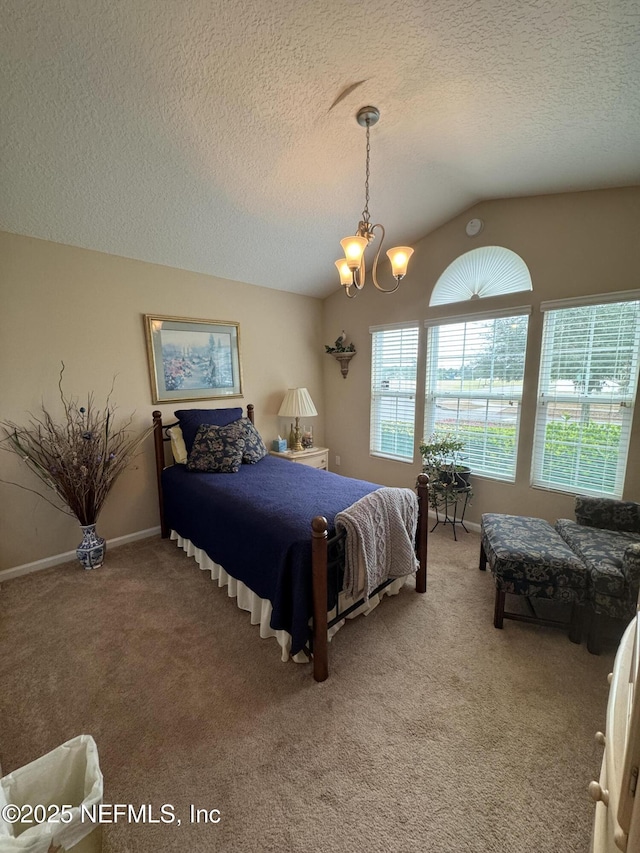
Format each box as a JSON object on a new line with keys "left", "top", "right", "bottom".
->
{"left": 430, "top": 485, "right": 472, "bottom": 541}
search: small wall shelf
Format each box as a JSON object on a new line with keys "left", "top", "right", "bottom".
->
{"left": 330, "top": 351, "right": 356, "bottom": 378}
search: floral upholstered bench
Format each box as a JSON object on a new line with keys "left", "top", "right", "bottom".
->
{"left": 555, "top": 496, "right": 640, "bottom": 654}
{"left": 480, "top": 513, "right": 588, "bottom": 642}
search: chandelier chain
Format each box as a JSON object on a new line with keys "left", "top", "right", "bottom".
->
{"left": 362, "top": 119, "right": 371, "bottom": 225}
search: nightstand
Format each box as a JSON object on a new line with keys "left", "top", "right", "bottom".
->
{"left": 269, "top": 447, "right": 329, "bottom": 471}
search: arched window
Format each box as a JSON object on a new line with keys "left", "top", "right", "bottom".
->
{"left": 429, "top": 246, "right": 532, "bottom": 306}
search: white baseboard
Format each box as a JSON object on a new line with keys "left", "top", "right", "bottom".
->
{"left": 0, "top": 527, "right": 161, "bottom": 583}
{"left": 1, "top": 513, "right": 479, "bottom": 585}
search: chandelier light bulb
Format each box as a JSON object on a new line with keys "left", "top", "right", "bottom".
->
{"left": 386, "top": 246, "right": 414, "bottom": 279}
{"left": 340, "top": 236, "right": 368, "bottom": 270}
{"left": 335, "top": 259, "right": 352, "bottom": 286}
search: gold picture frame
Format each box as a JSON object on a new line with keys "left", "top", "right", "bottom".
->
{"left": 144, "top": 314, "right": 243, "bottom": 404}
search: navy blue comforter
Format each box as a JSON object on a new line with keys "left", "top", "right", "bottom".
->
{"left": 162, "top": 456, "right": 381, "bottom": 654}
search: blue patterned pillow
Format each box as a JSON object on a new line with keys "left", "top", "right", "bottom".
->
{"left": 239, "top": 418, "right": 268, "bottom": 464}
{"left": 186, "top": 422, "right": 246, "bottom": 473}
{"left": 175, "top": 407, "right": 243, "bottom": 453}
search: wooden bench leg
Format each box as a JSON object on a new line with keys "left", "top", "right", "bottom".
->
{"left": 494, "top": 588, "right": 505, "bottom": 629}
{"left": 587, "top": 612, "right": 603, "bottom": 655}
{"left": 568, "top": 602, "right": 583, "bottom": 644}
{"left": 479, "top": 542, "right": 487, "bottom": 571}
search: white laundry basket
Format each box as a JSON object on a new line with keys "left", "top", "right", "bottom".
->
{"left": 0, "top": 735, "right": 103, "bottom": 852}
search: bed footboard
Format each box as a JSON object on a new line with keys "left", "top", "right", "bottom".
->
{"left": 416, "top": 473, "right": 429, "bottom": 593}
{"left": 310, "top": 473, "right": 429, "bottom": 682}
{"left": 311, "top": 517, "right": 330, "bottom": 682}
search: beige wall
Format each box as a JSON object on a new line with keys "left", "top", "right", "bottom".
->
{"left": 0, "top": 232, "right": 324, "bottom": 570}
{"left": 3, "top": 186, "right": 639, "bottom": 568}
{"left": 323, "top": 186, "right": 640, "bottom": 525}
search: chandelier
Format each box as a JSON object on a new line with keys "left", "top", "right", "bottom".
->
{"left": 335, "top": 106, "right": 414, "bottom": 298}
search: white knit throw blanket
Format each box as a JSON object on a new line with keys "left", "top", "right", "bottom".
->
{"left": 335, "top": 487, "right": 419, "bottom": 600}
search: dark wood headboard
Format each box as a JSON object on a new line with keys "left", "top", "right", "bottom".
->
{"left": 151, "top": 404, "right": 255, "bottom": 538}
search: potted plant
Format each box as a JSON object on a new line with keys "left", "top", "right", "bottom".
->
{"left": 1, "top": 365, "right": 154, "bottom": 569}
{"left": 419, "top": 433, "right": 472, "bottom": 510}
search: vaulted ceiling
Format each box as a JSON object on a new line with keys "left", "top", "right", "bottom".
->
{"left": 2, "top": 1, "right": 639, "bottom": 298}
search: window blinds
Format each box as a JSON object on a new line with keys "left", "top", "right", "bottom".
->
{"left": 531, "top": 299, "right": 640, "bottom": 498}
{"left": 370, "top": 325, "right": 419, "bottom": 462}
{"left": 424, "top": 313, "right": 529, "bottom": 480}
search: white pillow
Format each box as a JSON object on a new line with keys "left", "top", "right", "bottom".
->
{"left": 168, "top": 425, "right": 188, "bottom": 464}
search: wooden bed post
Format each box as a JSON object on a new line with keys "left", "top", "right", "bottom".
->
{"left": 311, "top": 516, "right": 329, "bottom": 682}
{"left": 152, "top": 410, "right": 170, "bottom": 539}
{"left": 247, "top": 403, "right": 255, "bottom": 424}
{"left": 416, "top": 474, "right": 429, "bottom": 594}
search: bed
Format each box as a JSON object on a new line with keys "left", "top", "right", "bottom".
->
{"left": 152, "top": 405, "right": 428, "bottom": 681}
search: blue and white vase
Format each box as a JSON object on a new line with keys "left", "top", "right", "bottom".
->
{"left": 76, "top": 523, "right": 106, "bottom": 570}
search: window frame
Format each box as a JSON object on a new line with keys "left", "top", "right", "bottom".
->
{"left": 369, "top": 322, "right": 419, "bottom": 463}
{"left": 424, "top": 307, "right": 532, "bottom": 482}
{"left": 531, "top": 292, "right": 640, "bottom": 499}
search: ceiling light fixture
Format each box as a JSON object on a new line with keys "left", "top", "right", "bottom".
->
{"left": 336, "top": 106, "right": 414, "bottom": 298}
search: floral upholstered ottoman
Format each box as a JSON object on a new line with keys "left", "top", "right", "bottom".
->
{"left": 555, "top": 495, "right": 640, "bottom": 654}
{"left": 480, "top": 513, "right": 588, "bottom": 641}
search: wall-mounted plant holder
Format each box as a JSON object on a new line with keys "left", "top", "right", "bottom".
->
{"left": 325, "top": 332, "right": 356, "bottom": 379}
{"left": 330, "top": 351, "right": 356, "bottom": 379}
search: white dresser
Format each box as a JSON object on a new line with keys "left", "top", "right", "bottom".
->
{"left": 590, "top": 613, "right": 640, "bottom": 852}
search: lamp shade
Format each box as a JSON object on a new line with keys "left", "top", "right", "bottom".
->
{"left": 386, "top": 246, "right": 414, "bottom": 279}
{"left": 277, "top": 388, "right": 318, "bottom": 418}
{"left": 340, "top": 235, "right": 368, "bottom": 271}
{"left": 335, "top": 259, "right": 353, "bottom": 287}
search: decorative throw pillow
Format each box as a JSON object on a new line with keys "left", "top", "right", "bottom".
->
{"left": 239, "top": 418, "right": 268, "bottom": 464}
{"left": 167, "top": 426, "right": 188, "bottom": 464}
{"left": 175, "top": 407, "right": 243, "bottom": 453}
{"left": 187, "top": 422, "right": 246, "bottom": 473}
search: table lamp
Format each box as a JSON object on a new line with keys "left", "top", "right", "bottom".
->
{"left": 278, "top": 388, "right": 318, "bottom": 452}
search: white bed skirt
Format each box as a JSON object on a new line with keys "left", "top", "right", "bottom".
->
{"left": 170, "top": 531, "right": 406, "bottom": 663}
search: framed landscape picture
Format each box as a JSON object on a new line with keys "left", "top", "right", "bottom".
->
{"left": 144, "top": 315, "right": 243, "bottom": 404}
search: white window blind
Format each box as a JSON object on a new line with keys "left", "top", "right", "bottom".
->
{"left": 370, "top": 325, "right": 419, "bottom": 462}
{"left": 532, "top": 298, "right": 640, "bottom": 498}
{"left": 424, "top": 312, "right": 530, "bottom": 480}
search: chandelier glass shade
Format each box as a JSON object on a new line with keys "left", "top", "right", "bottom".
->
{"left": 336, "top": 106, "right": 413, "bottom": 298}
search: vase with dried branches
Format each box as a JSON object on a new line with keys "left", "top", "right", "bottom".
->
{"left": 1, "top": 366, "right": 153, "bottom": 569}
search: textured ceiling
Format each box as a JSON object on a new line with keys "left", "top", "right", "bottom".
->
{"left": 1, "top": 1, "right": 639, "bottom": 299}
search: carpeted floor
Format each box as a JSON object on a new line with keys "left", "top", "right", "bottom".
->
{"left": 0, "top": 526, "right": 620, "bottom": 852}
